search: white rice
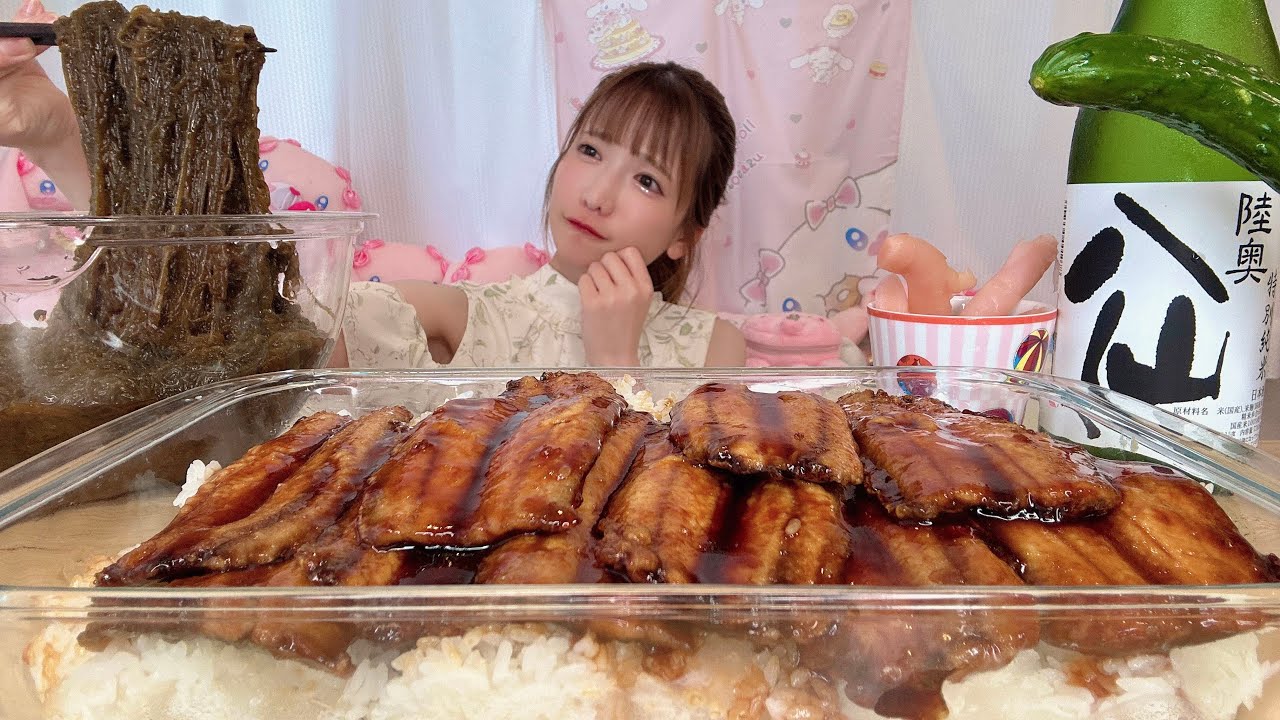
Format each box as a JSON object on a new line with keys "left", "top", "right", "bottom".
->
{"left": 172, "top": 460, "right": 222, "bottom": 509}
{"left": 611, "top": 374, "right": 677, "bottom": 422}
{"left": 41, "top": 634, "right": 391, "bottom": 720}
{"left": 29, "top": 617, "right": 1275, "bottom": 720}
{"left": 940, "top": 634, "right": 1278, "bottom": 720}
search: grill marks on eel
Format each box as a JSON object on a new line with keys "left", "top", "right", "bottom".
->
{"left": 593, "top": 431, "right": 733, "bottom": 583}
{"left": 97, "top": 411, "right": 350, "bottom": 586}
{"left": 839, "top": 389, "right": 1120, "bottom": 522}
{"left": 167, "top": 407, "right": 412, "bottom": 573}
{"left": 671, "top": 382, "right": 862, "bottom": 486}
{"left": 981, "top": 470, "right": 1279, "bottom": 654}
{"left": 358, "top": 373, "right": 624, "bottom": 549}
{"left": 102, "top": 409, "right": 407, "bottom": 583}
{"left": 710, "top": 479, "right": 849, "bottom": 585}
{"left": 464, "top": 384, "right": 625, "bottom": 546}
{"left": 476, "top": 411, "right": 654, "bottom": 584}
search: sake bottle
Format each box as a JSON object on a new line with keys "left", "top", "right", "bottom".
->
{"left": 1055, "top": 0, "right": 1280, "bottom": 444}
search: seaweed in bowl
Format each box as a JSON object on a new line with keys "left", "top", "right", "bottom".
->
{"left": 0, "top": 2, "right": 356, "bottom": 472}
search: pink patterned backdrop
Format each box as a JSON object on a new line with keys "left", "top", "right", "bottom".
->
{"left": 544, "top": 0, "right": 911, "bottom": 316}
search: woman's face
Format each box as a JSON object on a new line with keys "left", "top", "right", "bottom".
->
{"left": 547, "top": 131, "right": 688, "bottom": 281}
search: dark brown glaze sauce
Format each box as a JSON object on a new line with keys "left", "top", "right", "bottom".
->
{"left": 89, "top": 375, "right": 1280, "bottom": 718}
{"left": 671, "top": 382, "right": 862, "bottom": 485}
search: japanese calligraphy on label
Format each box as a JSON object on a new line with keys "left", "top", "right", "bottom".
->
{"left": 1057, "top": 181, "right": 1278, "bottom": 445}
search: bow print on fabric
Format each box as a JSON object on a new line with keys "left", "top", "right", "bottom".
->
{"left": 739, "top": 249, "right": 785, "bottom": 304}
{"left": 352, "top": 239, "right": 385, "bottom": 269}
{"left": 450, "top": 247, "right": 489, "bottom": 283}
{"left": 15, "top": 152, "right": 34, "bottom": 177}
{"left": 804, "top": 177, "right": 859, "bottom": 230}
{"left": 523, "top": 242, "right": 551, "bottom": 267}
{"left": 426, "top": 245, "right": 450, "bottom": 278}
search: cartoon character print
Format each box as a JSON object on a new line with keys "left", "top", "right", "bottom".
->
{"left": 585, "top": 0, "right": 663, "bottom": 70}
{"left": 821, "top": 272, "right": 879, "bottom": 315}
{"left": 714, "top": 0, "right": 765, "bottom": 26}
{"left": 822, "top": 4, "right": 858, "bottom": 38}
{"left": 741, "top": 162, "right": 895, "bottom": 317}
{"left": 789, "top": 46, "right": 853, "bottom": 84}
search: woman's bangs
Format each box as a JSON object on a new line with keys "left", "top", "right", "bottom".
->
{"left": 579, "top": 82, "right": 701, "bottom": 189}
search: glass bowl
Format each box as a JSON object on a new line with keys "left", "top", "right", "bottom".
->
{"left": 0, "top": 211, "right": 371, "bottom": 473}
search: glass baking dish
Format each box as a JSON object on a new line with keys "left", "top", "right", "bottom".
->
{"left": 0, "top": 367, "right": 1277, "bottom": 720}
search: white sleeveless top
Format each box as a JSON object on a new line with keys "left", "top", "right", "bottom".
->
{"left": 342, "top": 265, "right": 718, "bottom": 368}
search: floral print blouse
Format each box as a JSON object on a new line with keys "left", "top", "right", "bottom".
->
{"left": 342, "top": 265, "right": 717, "bottom": 368}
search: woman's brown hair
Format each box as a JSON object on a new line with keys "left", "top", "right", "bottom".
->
{"left": 543, "top": 61, "right": 736, "bottom": 303}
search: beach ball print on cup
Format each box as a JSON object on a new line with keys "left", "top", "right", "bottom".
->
{"left": 894, "top": 354, "right": 937, "bottom": 397}
{"left": 1013, "top": 329, "right": 1052, "bottom": 373}
{"left": 868, "top": 297, "right": 1058, "bottom": 420}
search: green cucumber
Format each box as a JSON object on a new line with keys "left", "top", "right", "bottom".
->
{"left": 1030, "top": 31, "right": 1280, "bottom": 193}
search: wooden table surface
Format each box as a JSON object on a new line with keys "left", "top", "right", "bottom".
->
{"left": 0, "top": 437, "right": 1278, "bottom": 718}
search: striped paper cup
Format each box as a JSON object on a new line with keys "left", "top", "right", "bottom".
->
{"left": 867, "top": 296, "right": 1057, "bottom": 418}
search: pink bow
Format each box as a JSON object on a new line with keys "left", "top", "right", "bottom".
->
{"left": 15, "top": 151, "right": 34, "bottom": 176}
{"left": 259, "top": 137, "right": 279, "bottom": 155}
{"left": 523, "top": 242, "right": 550, "bottom": 267}
{"left": 342, "top": 188, "right": 362, "bottom": 210}
{"left": 426, "top": 245, "right": 450, "bottom": 278}
{"left": 352, "top": 238, "right": 385, "bottom": 269}
{"left": 450, "top": 247, "right": 487, "bottom": 283}
{"left": 738, "top": 249, "right": 785, "bottom": 303}
{"left": 804, "top": 177, "right": 859, "bottom": 230}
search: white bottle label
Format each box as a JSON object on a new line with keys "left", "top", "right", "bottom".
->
{"left": 1056, "top": 181, "right": 1277, "bottom": 445}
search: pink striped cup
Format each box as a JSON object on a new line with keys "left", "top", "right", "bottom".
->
{"left": 867, "top": 296, "right": 1057, "bottom": 417}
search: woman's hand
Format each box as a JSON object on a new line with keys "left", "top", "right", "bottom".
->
{"left": 579, "top": 247, "right": 654, "bottom": 366}
{"left": 0, "top": 0, "right": 89, "bottom": 208}
{"left": 0, "top": 1, "right": 71, "bottom": 149}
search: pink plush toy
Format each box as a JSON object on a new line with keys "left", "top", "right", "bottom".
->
{"left": 258, "top": 136, "right": 364, "bottom": 214}
{"left": 11, "top": 150, "right": 74, "bottom": 211}
{"left": 352, "top": 240, "right": 448, "bottom": 284}
{"left": 445, "top": 244, "right": 550, "bottom": 284}
{"left": 352, "top": 240, "right": 550, "bottom": 286}
{"left": 742, "top": 311, "right": 845, "bottom": 367}
{"left": 1, "top": 137, "right": 364, "bottom": 215}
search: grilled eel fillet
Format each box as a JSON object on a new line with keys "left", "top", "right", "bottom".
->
{"left": 803, "top": 493, "right": 1038, "bottom": 720}
{"left": 712, "top": 478, "right": 849, "bottom": 585}
{"left": 594, "top": 435, "right": 851, "bottom": 586}
{"left": 594, "top": 431, "right": 733, "bottom": 583}
{"left": 476, "top": 410, "right": 654, "bottom": 584}
{"left": 150, "top": 507, "right": 425, "bottom": 677}
{"left": 671, "top": 382, "right": 862, "bottom": 486}
{"left": 148, "top": 406, "right": 412, "bottom": 576}
{"left": 96, "top": 411, "right": 353, "bottom": 586}
{"left": 840, "top": 390, "right": 1120, "bottom": 521}
{"left": 982, "top": 469, "right": 1280, "bottom": 655}
{"left": 359, "top": 372, "right": 623, "bottom": 548}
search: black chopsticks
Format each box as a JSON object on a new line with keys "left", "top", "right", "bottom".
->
{"left": 0, "top": 22, "right": 55, "bottom": 46}
{"left": 0, "top": 21, "right": 276, "bottom": 51}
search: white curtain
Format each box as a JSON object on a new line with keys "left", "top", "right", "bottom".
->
{"left": 21, "top": 0, "right": 1280, "bottom": 305}
{"left": 32, "top": 0, "right": 558, "bottom": 257}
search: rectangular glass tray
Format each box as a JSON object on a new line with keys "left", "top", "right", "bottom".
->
{"left": 0, "top": 367, "right": 1277, "bottom": 720}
